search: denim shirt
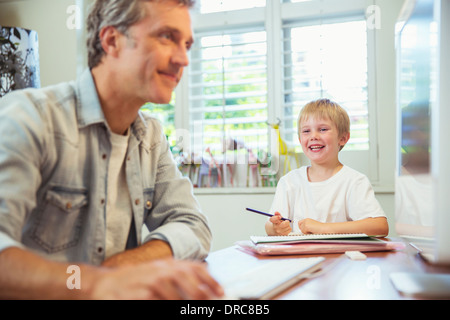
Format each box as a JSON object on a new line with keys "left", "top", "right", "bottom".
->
{"left": 0, "top": 69, "right": 211, "bottom": 265}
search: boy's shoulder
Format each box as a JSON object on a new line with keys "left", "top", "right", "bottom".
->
{"left": 341, "top": 165, "right": 368, "bottom": 178}
{"left": 339, "top": 166, "right": 372, "bottom": 186}
{"left": 278, "top": 166, "right": 308, "bottom": 185}
{"left": 283, "top": 166, "right": 307, "bottom": 177}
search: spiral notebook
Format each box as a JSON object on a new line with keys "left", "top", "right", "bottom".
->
{"left": 237, "top": 239, "right": 405, "bottom": 256}
{"left": 241, "top": 233, "right": 405, "bottom": 256}
{"left": 250, "top": 233, "right": 371, "bottom": 245}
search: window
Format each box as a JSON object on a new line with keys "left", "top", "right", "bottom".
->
{"left": 188, "top": 29, "right": 268, "bottom": 158}
{"left": 174, "top": 0, "right": 379, "bottom": 187}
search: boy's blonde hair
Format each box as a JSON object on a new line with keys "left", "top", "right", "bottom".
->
{"left": 298, "top": 99, "right": 350, "bottom": 151}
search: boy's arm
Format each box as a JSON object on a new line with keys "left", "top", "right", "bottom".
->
{"left": 298, "top": 217, "right": 389, "bottom": 236}
{"left": 266, "top": 176, "right": 293, "bottom": 236}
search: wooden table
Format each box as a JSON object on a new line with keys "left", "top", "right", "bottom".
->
{"left": 206, "top": 241, "right": 450, "bottom": 300}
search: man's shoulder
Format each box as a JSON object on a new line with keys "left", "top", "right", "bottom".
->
{"left": 138, "top": 110, "right": 165, "bottom": 134}
{"left": 1, "top": 82, "right": 76, "bottom": 118}
{"left": 135, "top": 110, "right": 166, "bottom": 145}
{"left": 1, "top": 81, "right": 76, "bottom": 113}
{"left": 139, "top": 110, "right": 162, "bottom": 125}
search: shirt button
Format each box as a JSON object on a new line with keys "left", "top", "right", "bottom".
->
{"left": 135, "top": 199, "right": 140, "bottom": 205}
{"left": 97, "top": 247, "right": 103, "bottom": 253}
{"left": 100, "top": 199, "right": 105, "bottom": 205}
{"left": 146, "top": 200, "right": 152, "bottom": 209}
{"left": 102, "top": 154, "right": 107, "bottom": 160}
{"left": 66, "top": 202, "right": 72, "bottom": 210}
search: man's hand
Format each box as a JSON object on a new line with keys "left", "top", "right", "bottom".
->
{"left": 90, "top": 258, "right": 224, "bottom": 300}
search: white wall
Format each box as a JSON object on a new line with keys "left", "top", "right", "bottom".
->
{"left": 0, "top": 0, "right": 77, "bottom": 87}
{"left": 196, "top": 190, "right": 275, "bottom": 251}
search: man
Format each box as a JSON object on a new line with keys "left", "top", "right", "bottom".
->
{"left": 0, "top": 0, "right": 223, "bottom": 299}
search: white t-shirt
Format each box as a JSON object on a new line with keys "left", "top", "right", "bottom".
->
{"left": 269, "top": 166, "right": 386, "bottom": 233}
{"left": 105, "top": 130, "right": 132, "bottom": 258}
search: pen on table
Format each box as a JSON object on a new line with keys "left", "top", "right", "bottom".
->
{"left": 245, "top": 208, "right": 292, "bottom": 222}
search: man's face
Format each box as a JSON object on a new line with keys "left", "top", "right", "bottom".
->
{"left": 115, "top": 1, "right": 193, "bottom": 105}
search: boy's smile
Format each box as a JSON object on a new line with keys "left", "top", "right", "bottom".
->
{"left": 308, "top": 144, "right": 325, "bottom": 152}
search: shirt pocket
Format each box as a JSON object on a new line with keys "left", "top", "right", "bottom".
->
{"left": 32, "top": 186, "right": 88, "bottom": 253}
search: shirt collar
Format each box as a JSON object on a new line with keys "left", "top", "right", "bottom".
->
{"left": 75, "top": 68, "right": 148, "bottom": 143}
{"left": 75, "top": 68, "right": 106, "bottom": 128}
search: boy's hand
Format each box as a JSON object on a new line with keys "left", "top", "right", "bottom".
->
{"left": 298, "top": 218, "right": 325, "bottom": 234}
{"left": 269, "top": 212, "right": 292, "bottom": 235}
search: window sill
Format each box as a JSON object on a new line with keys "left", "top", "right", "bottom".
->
{"left": 193, "top": 187, "right": 277, "bottom": 195}
{"left": 193, "top": 185, "right": 393, "bottom": 195}
{"left": 372, "top": 185, "right": 395, "bottom": 194}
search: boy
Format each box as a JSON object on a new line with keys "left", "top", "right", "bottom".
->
{"left": 265, "top": 99, "right": 388, "bottom": 236}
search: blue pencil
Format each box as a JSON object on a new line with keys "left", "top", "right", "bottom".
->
{"left": 245, "top": 208, "right": 292, "bottom": 222}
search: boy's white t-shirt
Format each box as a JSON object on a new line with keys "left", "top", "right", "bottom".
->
{"left": 269, "top": 165, "right": 386, "bottom": 234}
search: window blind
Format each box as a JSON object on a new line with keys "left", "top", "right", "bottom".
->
{"left": 188, "top": 29, "right": 268, "bottom": 159}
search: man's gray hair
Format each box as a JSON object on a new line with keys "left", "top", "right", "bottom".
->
{"left": 86, "top": 0, "right": 195, "bottom": 69}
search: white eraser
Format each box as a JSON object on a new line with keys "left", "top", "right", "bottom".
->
{"left": 345, "top": 251, "right": 367, "bottom": 260}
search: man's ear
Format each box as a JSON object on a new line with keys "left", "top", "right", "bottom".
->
{"left": 98, "top": 26, "right": 122, "bottom": 58}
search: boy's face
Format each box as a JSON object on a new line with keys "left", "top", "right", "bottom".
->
{"left": 298, "top": 116, "right": 349, "bottom": 166}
